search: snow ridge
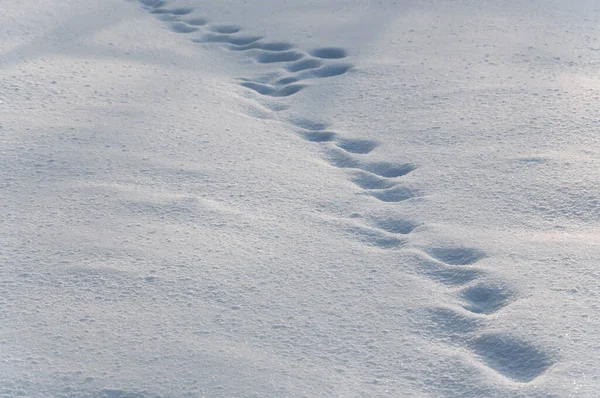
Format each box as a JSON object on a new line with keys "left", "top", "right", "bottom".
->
{"left": 136, "top": 0, "right": 556, "bottom": 389}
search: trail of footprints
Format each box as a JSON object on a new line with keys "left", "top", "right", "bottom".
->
{"left": 136, "top": 0, "right": 555, "bottom": 385}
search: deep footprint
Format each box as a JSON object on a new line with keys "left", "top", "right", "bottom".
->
{"left": 254, "top": 50, "right": 305, "bottom": 64}
{"left": 459, "top": 283, "right": 514, "bottom": 314}
{"left": 151, "top": 7, "right": 194, "bottom": 15}
{"left": 335, "top": 138, "right": 378, "bottom": 154}
{"left": 469, "top": 333, "right": 555, "bottom": 382}
{"left": 169, "top": 22, "right": 198, "bottom": 33}
{"left": 370, "top": 217, "right": 417, "bottom": 234}
{"left": 209, "top": 25, "right": 242, "bottom": 34}
{"left": 298, "top": 131, "right": 337, "bottom": 142}
{"left": 139, "top": 0, "right": 167, "bottom": 8}
{"left": 414, "top": 255, "right": 483, "bottom": 286}
{"left": 290, "top": 119, "right": 329, "bottom": 131}
{"left": 184, "top": 17, "right": 209, "bottom": 26}
{"left": 286, "top": 59, "right": 323, "bottom": 72}
{"left": 304, "top": 63, "right": 353, "bottom": 79}
{"left": 240, "top": 82, "right": 305, "bottom": 97}
{"left": 194, "top": 34, "right": 263, "bottom": 46}
{"left": 426, "top": 247, "right": 487, "bottom": 266}
{"left": 230, "top": 41, "right": 295, "bottom": 52}
{"left": 275, "top": 64, "right": 353, "bottom": 85}
{"left": 310, "top": 47, "right": 348, "bottom": 59}
{"left": 350, "top": 172, "right": 396, "bottom": 190}
{"left": 326, "top": 148, "right": 416, "bottom": 178}
{"left": 368, "top": 187, "right": 415, "bottom": 203}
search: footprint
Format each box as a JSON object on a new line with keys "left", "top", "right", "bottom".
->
{"left": 350, "top": 172, "right": 396, "bottom": 190}
{"left": 285, "top": 59, "right": 323, "bottom": 72}
{"left": 209, "top": 25, "right": 242, "bottom": 34}
{"left": 290, "top": 119, "right": 329, "bottom": 131}
{"left": 363, "top": 162, "right": 416, "bottom": 178}
{"left": 459, "top": 283, "right": 514, "bottom": 315}
{"left": 413, "top": 255, "right": 483, "bottom": 286}
{"left": 296, "top": 131, "right": 376, "bottom": 155}
{"left": 427, "top": 267, "right": 483, "bottom": 286}
{"left": 425, "top": 247, "right": 487, "bottom": 266}
{"left": 139, "top": 0, "right": 167, "bottom": 8}
{"left": 303, "top": 63, "right": 353, "bottom": 79}
{"left": 368, "top": 187, "right": 416, "bottom": 203}
{"left": 369, "top": 217, "right": 417, "bottom": 234}
{"left": 346, "top": 226, "right": 405, "bottom": 249}
{"left": 469, "top": 333, "right": 554, "bottom": 382}
{"left": 309, "top": 47, "right": 348, "bottom": 59}
{"left": 193, "top": 34, "right": 263, "bottom": 46}
{"left": 276, "top": 76, "right": 301, "bottom": 85}
{"left": 335, "top": 138, "right": 378, "bottom": 154}
{"left": 184, "top": 17, "right": 209, "bottom": 26}
{"left": 230, "top": 42, "right": 295, "bottom": 52}
{"left": 253, "top": 50, "right": 305, "bottom": 64}
{"left": 298, "top": 131, "right": 337, "bottom": 143}
{"left": 169, "top": 22, "right": 198, "bottom": 33}
{"left": 326, "top": 148, "right": 416, "bottom": 178}
{"left": 151, "top": 7, "right": 194, "bottom": 15}
{"left": 275, "top": 64, "right": 353, "bottom": 85}
{"left": 239, "top": 73, "right": 280, "bottom": 85}
{"left": 240, "top": 82, "right": 306, "bottom": 97}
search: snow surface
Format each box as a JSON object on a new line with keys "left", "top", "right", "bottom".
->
{"left": 1, "top": 0, "right": 600, "bottom": 396}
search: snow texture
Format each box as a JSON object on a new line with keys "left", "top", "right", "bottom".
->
{"left": 1, "top": 0, "right": 599, "bottom": 396}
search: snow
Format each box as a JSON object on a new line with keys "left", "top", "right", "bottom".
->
{"left": 1, "top": 0, "right": 599, "bottom": 396}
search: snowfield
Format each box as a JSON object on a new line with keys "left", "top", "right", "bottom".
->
{"left": 1, "top": 0, "right": 599, "bottom": 396}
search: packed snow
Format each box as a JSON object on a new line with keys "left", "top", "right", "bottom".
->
{"left": 1, "top": 0, "right": 599, "bottom": 396}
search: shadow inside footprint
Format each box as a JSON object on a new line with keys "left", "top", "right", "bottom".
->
{"left": 469, "top": 333, "right": 555, "bottom": 383}
{"left": 310, "top": 47, "right": 348, "bottom": 59}
{"left": 194, "top": 34, "right": 263, "bottom": 46}
{"left": 276, "top": 76, "right": 300, "bottom": 85}
{"left": 335, "top": 138, "right": 378, "bottom": 154}
{"left": 275, "top": 84, "right": 306, "bottom": 97}
{"left": 184, "top": 17, "right": 209, "bottom": 26}
{"left": 151, "top": 7, "right": 194, "bottom": 15}
{"left": 362, "top": 161, "right": 416, "bottom": 178}
{"left": 326, "top": 148, "right": 415, "bottom": 178}
{"left": 299, "top": 131, "right": 337, "bottom": 142}
{"left": 170, "top": 22, "right": 198, "bottom": 33}
{"left": 210, "top": 25, "right": 241, "bottom": 34}
{"left": 290, "top": 119, "right": 329, "bottom": 131}
{"left": 460, "top": 283, "right": 513, "bottom": 314}
{"left": 309, "top": 63, "right": 353, "bottom": 78}
{"left": 231, "top": 42, "right": 294, "bottom": 52}
{"left": 350, "top": 172, "right": 396, "bottom": 190}
{"left": 286, "top": 59, "right": 323, "bottom": 72}
{"left": 347, "top": 226, "right": 405, "bottom": 249}
{"left": 274, "top": 64, "right": 353, "bottom": 86}
{"left": 140, "top": 0, "right": 166, "bottom": 7}
{"left": 240, "top": 82, "right": 305, "bottom": 97}
{"left": 415, "top": 256, "right": 483, "bottom": 286}
{"left": 368, "top": 187, "right": 415, "bottom": 202}
{"left": 254, "top": 51, "right": 304, "bottom": 64}
{"left": 426, "top": 247, "right": 486, "bottom": 266}
{"left": 429, "top": 267, "right": 482, "bottom": 286}
{"left": 371, "top": 217, "right": 417, "bottom": 234}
